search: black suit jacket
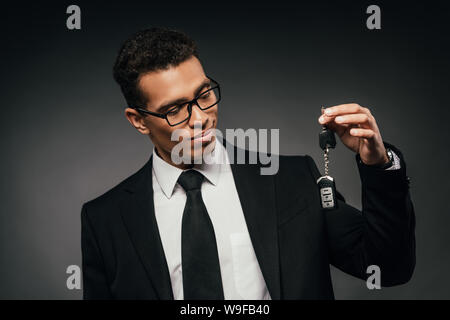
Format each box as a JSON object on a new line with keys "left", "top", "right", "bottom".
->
{"left": 81, "top": 140, "right": 415, "bottom": 299}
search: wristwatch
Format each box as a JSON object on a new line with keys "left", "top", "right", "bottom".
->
{"left": 370, "top": 147, "right": 394, "bottom": 169}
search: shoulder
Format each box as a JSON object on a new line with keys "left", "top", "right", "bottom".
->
{"left": 81, "top": 158, "right": 151, "bottom": 217}
{"left": 276, "top": 153, "right": 318, "bottom": 182}
{"left": 240, "top": 142, "right": 317, "bottom": 182}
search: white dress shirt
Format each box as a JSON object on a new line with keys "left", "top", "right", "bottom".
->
{"left": 152, "top": 141, "right": 271, "bottom": 300}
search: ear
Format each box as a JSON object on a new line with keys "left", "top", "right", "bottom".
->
{"left": 124, "top": 107, "right": 150, "bottom": 135}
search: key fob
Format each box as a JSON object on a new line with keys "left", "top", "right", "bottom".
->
{"left": 317, "top": 176, "right": 338, "bottom": 209}
{"left": 319, "top": 127, "right": 336, "bottom": 150}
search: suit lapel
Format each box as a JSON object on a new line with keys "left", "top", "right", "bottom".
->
{"left": 226, "top": 142, "right": 282, "bottom": 300}
{"left": 119, "top": 156, "right": 174, "bottom": 300}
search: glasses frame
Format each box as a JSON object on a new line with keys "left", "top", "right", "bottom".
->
{"left": 130, "top": 76, "right": 221, "bottom": 126}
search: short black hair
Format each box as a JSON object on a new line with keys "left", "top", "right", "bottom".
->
{"left": 113, "top": 27, "right": 200, "bottom": 108}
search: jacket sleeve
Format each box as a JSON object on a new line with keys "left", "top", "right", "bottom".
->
{"left": 305, "top": 141, "right": 416, "bottom": 286}
{"left": 81, "top": 203, "right": 112, "bottom": 299}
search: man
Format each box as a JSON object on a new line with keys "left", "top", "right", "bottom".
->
{"left": 81, "top": 27, "right": 415, "bottom": 299}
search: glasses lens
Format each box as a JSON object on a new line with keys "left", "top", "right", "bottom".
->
{"left": 196, "top": 86, "right": 220, "bottom": 110}
{"left": 166, "top": 85, "right": 220, "bottom": 126}
{"left": 166, "top": 103, "right": 191, "bottom": 126}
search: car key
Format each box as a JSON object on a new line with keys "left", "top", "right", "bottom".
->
{"left": 317, "top": 107, "right": 338, "bottom": 210}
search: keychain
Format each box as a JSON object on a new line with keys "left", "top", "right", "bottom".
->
{"left": 317, "top": 107, "right": 338, "bottom": 210}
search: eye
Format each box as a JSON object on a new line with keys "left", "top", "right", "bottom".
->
{"left": 167, "top": 106, "right": 181, "bottom": 115}
{"left": 199, "top": 90, "right": 211, "bottom": 100}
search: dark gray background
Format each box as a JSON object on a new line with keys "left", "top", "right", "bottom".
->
{"left": 1, "top": 0, "right": 449, "bottom": 299}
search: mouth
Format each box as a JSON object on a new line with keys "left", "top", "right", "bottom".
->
{"left": 191, "top": 128, "right": 214, "bottom": 142}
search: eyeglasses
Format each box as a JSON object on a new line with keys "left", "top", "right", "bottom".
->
{"left": 131, "top": 76, "right": 221, "bottom": 126}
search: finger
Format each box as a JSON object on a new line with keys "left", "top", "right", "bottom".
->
{"left": 349, "top": 127, "right": 376, "bottom": 139}
{"left": 324, "top": 103, "right": 372, "bottom": 117}
{"left": 318, "top": 112, "right": 338, "bottom": 125}
{"left": 317, "top": 115, "right": 348, "bottom": 138}
{"left": 318, "top": 107, "right": 327, "bottom": 119}
{"left": 319, "top": 112, "right": 366, "bottom": 126}
{"left": 334, "top": 113, "right": 374, "bottom": 128}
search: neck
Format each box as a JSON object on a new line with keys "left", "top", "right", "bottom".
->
{"left": 155, "top": 146, "right": 195, "bottom": 170}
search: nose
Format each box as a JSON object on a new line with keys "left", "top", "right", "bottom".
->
{"left": 187, "top": 102, "right": 208, "bottom": 128}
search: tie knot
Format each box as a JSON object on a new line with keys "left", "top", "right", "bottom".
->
{"left": 177, "top": 170, "right": 204, "bottom": 192}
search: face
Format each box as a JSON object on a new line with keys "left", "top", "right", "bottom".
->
{"left": 124, "top": 56, "right": 218, "bottom": 169}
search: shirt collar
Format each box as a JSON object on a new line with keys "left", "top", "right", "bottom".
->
{"left": 152, "top": 141, "right": 224, "bottom": 199}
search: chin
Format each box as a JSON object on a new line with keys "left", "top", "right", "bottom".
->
{"left": 190, "top": 138, "right": 216, "bottom": 159}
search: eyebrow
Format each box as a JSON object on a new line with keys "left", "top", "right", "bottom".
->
{"left": 156, "top": 78, "right": 212, "bottom": 112}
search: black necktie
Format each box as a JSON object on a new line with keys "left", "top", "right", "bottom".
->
{"left": 177, "top": 169, "right": 224, "bottom": 300}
